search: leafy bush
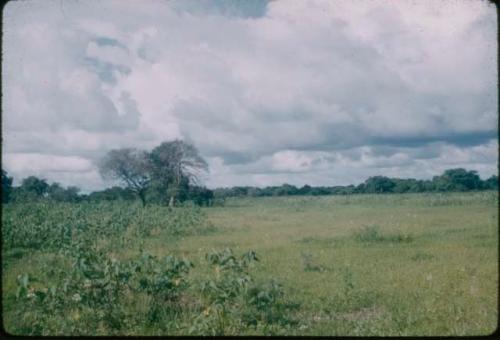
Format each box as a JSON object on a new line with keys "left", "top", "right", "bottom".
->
{"left": 4, "top": 200, "right": 298, "bottom": 336}
{"left": 13, "top": 250, "right": 193, "bottom": 335}
{"left": 190, "top": 248, "right": 299, "bottom": 335}
{"left": 244, "top": 280, "right": 300, "bottom": 327}
{"left": 353, "top": 225, "right": 413, "bottom": 244}
{"left": 10, "top": 245, "right": 297, "bottom": 336}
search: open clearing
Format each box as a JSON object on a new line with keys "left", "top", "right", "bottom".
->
{"left": 2, "top": 192, "right": 498, "bottom": 336}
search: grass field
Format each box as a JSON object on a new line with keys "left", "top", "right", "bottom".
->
{"left": 2, "top": 192, "right": 498, "bottom": 336}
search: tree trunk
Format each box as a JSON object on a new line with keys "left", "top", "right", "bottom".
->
{"left": 138, "top": 191, "right": 146, "bottom": 207}
{"left": 169, "top": 195, "right": 175, "bottom": 207}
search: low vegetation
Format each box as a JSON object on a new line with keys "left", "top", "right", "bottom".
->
{"left": 2, "top": 191, "right": 498, "bottom": 335}
{"left": 353, "top": 225, "right": 414, "bottom": 244}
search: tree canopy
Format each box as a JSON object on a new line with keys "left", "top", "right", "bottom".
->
{"left": 99, "top": 148, "right": 152, "bottom": 206}
{"left": 150, "top": 140, "right": 208, "bottom": 206}
{"left": 98, "top": 140, "right": 208, "bottom": 207}
{"left": 2, "top": 163, "right": 497, "bottom": 206}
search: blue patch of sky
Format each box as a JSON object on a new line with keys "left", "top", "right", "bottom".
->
{"left": 92, "top": 37, "right": 128, "bottom": 50}
{"left": 82, "top": 56, "right": 131, "bottom": 84}
{"left": 371, "top": 131, "right": 498, "bottom": 148}
{"left": 169, "top": 0, "right": 269, "bottom": 18}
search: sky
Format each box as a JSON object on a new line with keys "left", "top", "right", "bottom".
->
{"left": 2, "top": 0, "right": 498, "bottom": 192}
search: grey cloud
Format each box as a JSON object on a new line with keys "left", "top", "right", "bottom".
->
{"left": 207, "top": 139, "right": 498, "bottom": 187}
{"left": 2, "top": 0, "right": 497, "bottom": 191}
{"left": 370, "top": 130, "right": 498, "bottom": 149}
{"left": 209, "top": 151, "right": 257, "bottom": 166}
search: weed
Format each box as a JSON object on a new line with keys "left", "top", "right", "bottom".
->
{"left": 411, "top": 252, "right": 435, "bottom": 261}
{"left": 342, "top": 267, "right": 354, "bottom": 292}
{"left": 353, "top": 225, "right": 385, "bottom": 243}
{"left": 191, "top": 248, "right": 298, "bottom": 335}
{"left": 353, "top": 225, "right": 413, "bottom": 244}
{"left": 300, "top": 252, "right": 327, "bottom": 272}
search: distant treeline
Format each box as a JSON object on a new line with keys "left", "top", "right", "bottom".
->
{"left": 2, "top": 168, "right": 498, "bottom": 205}
{"left": 213, "top": 168, "right": 498, "bottom": 198}
{"left": 1, "top": 170, "right": 214, "bottom": 206}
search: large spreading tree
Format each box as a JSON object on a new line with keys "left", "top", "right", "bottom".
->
{"left": 149, "top": 140, "right": 208, "bottom": 207}
{"left": 99, "top": 148, "right": 152, "bottom": 207}
{"left": 99, "top": 140, "right": 208, "bottom": 207}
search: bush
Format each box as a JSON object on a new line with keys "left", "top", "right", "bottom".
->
{"left": 13, "top": 250, "right": 193, "bottom": 335}
{"left": 190, "top": 248, "right": 299, "bottom": 335}
{"left": 10, "top": 246, "right": 297, "bottom": 336}
{"left": 353, "top": 225, "right": 385, "bottom": 243}
{"left": 353, "top": 225, "right": 413, "bottom": 244}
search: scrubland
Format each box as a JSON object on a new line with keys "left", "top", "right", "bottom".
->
{"left": 2, "top": 192, "right": 497, "bottom": 335}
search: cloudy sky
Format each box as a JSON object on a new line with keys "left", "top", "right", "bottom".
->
{"left": 2, "top": 0, "right": 498, "bottom": 192}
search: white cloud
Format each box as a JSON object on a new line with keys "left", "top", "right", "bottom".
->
{"left": 4, "top": 153, "right": 92, "bottom": 173}
{"left": 2, "top": 0, "right": 497, "bottom": 190}
{"left": 205, "top": 139, "right": 498, "bottom": 188}
{"left": 2, "top": 153, "right": 105, "bottom": 191}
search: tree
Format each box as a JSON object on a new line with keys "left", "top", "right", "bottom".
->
{"left": 65, "top": 186, "right": 81, "bottom": 203}
{"left": 48, "top": 182, "right": 65, "bottom": 201}
{"left": 247, "top": 187, "right": 262, "bottom": 197}
{"left": 298, "top": 185, "right": 312, "bottom": 195}
{"left": 2, "top": 170, "right": 13, "bottom": 203}
{"left": 20, "top": 176, "right": 49, "bottom": 198}
{"left": 392, "top": 179, "right": 410, "bottom": 193}
{"left": 354, "top": 182, "right": 366, "bottom": 193}
{"left": 275, "top": 184, "right": 299, "bottom": 196}
{"left": 483, "top": 175, "right": 498, "bottom": 190}
{"left": 149, "top": 140, "right": 208, "bottom": 207}
{"left": 433, "top": 168, "right": 482, "bottom": 192}
{"left": 189, "top": 186, "right": 214, "bottom": 206}
{"left": 363, "top": 176, "right": 396, "bottom": 193}
{"left": 99, "top": 148, "right": 151, "bottom": 206}
{"left": 48, "top": 183, "right": 81, "bottom": 202}
{"left": 86, "top": 186, "right": 136, "bottom": 202}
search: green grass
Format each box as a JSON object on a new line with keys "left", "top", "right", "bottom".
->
{"left": 2, "top": 191, "right": 498, "bottom": 335}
